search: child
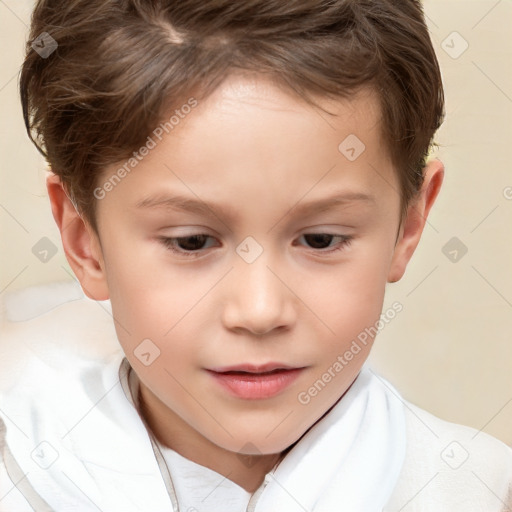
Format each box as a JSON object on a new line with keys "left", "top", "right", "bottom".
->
{"left": 1, "top": 0, "right": 511, "bottom": 510}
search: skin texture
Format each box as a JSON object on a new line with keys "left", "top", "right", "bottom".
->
{"left": 47, "top": 72, "right": 444, "bottom": 493}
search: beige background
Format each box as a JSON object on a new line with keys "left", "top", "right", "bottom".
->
{"left": 1, "top": 1, "right": 511, "bottom": 445}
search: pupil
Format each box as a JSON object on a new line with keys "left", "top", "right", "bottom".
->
{"left": 305, "top": 234, "right": 332, "bottom": 249}
{"left": 179, "top": 235, "right": 207, "bottom": 251}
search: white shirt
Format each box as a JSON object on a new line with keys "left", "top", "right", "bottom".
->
{"left": 161, "top": 447, "right": 254, "bottom": 511}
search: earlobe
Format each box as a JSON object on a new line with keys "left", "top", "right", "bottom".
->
{"left": 46, "top": 172, "right": 109, "bottom": 301}
{"left": 387, "top": 159, "right": 444, "bottom": 283}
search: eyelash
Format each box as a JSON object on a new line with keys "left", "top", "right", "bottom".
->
{"left": 158, "top": 233, "right": 353, "bottom": 259}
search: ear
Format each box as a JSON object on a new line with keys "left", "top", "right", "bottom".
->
{"left": 46, "top": 172, "right": 109, "bottom": 300}
{"left": 387, "top": 159, "right": 444, "bottom": 283}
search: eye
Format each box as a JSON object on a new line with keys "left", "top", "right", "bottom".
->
{"left": 296, "top": 233, "right": 353, "bottom": 254}
{"left": 158, "top": 234, "right": 218, "bottom": 258}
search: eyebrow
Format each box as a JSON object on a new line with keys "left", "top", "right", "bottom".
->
{"left": 134, "top": 191, "right": 375, "bottom": 220}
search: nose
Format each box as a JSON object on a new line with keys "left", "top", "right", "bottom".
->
{"left": 221, "top": 249, "right": 297, "bottom": 337}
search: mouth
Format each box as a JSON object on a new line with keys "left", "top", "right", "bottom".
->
{"left": 218, "top": 369, "right": 290, "bottom": 376}
{"left": 208, "top": 362, "right": 300, "bottom": 374}
{"left": 205, "top": 363, "right": 306, "bottom": 400}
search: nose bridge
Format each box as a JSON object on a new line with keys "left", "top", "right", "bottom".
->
{"left": 222, "top": 237, "right": 295, "bottom": 334}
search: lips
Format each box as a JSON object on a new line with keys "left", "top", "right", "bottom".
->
{"left": 208, "top": 362, "right": 299, "bottom": 374}
{"left": 206, "top": 363, "right": 305, "bottom": 399}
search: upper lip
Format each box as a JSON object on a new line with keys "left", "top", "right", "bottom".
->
{"left": 207, "top": 362, "right": 302, "bottom": 374}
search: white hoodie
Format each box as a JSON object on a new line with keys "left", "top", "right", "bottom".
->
{"left": 0, "top": 286, "right": 511, "bottom": 511}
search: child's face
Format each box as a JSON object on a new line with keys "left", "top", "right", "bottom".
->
{"left": 81, "top": 73, "right": 429, "bottom": 456}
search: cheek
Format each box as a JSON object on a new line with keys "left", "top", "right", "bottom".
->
{"left": 298, "top": 251, "right": 388, "bottom": 332}
{"left": 100, "top": 234, "right": 203, "bottom": 347}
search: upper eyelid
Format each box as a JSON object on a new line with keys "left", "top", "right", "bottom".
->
{"left": 161, "top": 232, "right": 353, "bottom": 249}
{"left": 159, "top": 224, "right": 356, "bottom": 235}
{"left": 163, "top": 231, "right": 351, "bottom": 240}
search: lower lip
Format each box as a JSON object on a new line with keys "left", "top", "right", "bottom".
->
{"left": 206, "top": 368, "right": 304, "bottom": 400}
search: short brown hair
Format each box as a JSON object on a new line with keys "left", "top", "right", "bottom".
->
{"left": 20, "top": 0, "right": 444, "bottom": 234}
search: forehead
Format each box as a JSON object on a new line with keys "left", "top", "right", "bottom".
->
{"left": 191, "top": 73, "right": 383, "bottom": 149}
{"left": 97, "top": 73, "right": 396, "bottom": 224}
